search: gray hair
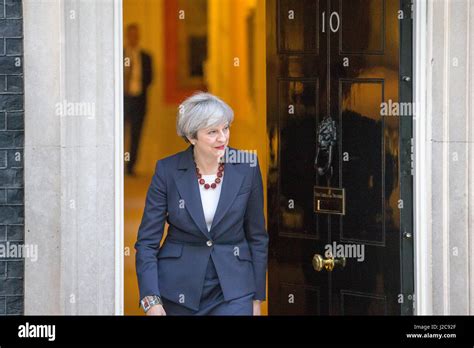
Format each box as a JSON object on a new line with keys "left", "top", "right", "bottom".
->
{"left": 176, "top": 91, "right": 234, "bottom": 143}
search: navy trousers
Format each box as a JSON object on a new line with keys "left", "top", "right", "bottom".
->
{"left": 161, "top": 257, "right": 254, "bottom": 316}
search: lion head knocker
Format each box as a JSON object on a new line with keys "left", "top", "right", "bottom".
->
{"left": 314, "top": 116, "right": 337, "bottom": 181}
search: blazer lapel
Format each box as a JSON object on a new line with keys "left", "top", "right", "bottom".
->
{"left": 174, "top": 145, "right": 211, "bottom": 239}
{"left": 209, "top": 152, "right": 244, "bottom": 232}
{"left": 173, "top": 145, "right": 244, "bottom": 239}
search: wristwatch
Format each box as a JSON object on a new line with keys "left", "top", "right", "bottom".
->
{"left": 140, "top": 295, "right": 163, "bottom": 313}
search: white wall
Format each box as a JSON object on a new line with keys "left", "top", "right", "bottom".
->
{"left": 23, "top": 0, "right": 123, "bottom": 314}
{"left": 416, "top": 0, "right": 474, "bottom": 315}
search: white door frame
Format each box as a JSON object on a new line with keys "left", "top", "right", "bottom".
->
{"left": 114, "top": 0, "right": 125, "bottom": 315}
{"left": 111, "top": 0, "right": 429, "bottom": 316}
{"left": 24, "top": 0, "right": 125, "bottom": 314}
{"left": 413, "top": 0, "right": 432, "bottom": 315}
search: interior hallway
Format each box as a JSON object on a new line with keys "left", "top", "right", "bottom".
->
{"left": 123, "top": 0, "right": 268, "bottom": 315}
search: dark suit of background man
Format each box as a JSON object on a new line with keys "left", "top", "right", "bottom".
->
{"left": 124, "top": 23, "right": 153, "bottom": 176}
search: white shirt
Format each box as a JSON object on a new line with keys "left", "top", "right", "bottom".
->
{"left": 125, "top": 46, "right": 143, "bottom": 96}
{"left": 198, "top": 173, "right": 224, "bottom": 231}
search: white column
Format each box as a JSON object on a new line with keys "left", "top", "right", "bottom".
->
{"left": 418, "top": 0, "right": 474, "bottom": 315}
{"left": 23, "top": 0, "right": 123, "bottom": 315}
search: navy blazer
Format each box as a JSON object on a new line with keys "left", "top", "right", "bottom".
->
{"left": 135, "top": 145, "right": 269, "bottom": 311}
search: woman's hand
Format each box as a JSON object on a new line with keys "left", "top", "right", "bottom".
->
{"left": 253, "top": 300, "right": 261, "bottom": 316}
{"left": 146, "top": 304, "right": 167, "bottom": 316}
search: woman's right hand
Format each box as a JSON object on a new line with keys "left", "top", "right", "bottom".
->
{"left": 146, "top": 304, "right": 167, "bottom": 316}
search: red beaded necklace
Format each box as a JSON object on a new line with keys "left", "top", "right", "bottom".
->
{"left": 192, "top": 151, "right": 225, "bottom": 190}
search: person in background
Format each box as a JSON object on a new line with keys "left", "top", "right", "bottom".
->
{"left": 124, "top": 23, "right": 153, "bottom": 176}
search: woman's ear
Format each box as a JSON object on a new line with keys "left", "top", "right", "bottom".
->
{"left": 187, "top": 134, "right": 198, "bottom": 145}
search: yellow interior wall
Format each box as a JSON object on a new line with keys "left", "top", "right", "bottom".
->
{"left": 124, "top": 0, "right": 185, "bottom": 174}
{"left": 124, "top": 0, "right": 268, "bottom": 315}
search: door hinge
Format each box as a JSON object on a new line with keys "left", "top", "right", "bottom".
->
{"left": 401, "top": 138, "right": 414, "bottom": 177}
{"left": 405, "top": 1, "right": 414, "bottom": 19}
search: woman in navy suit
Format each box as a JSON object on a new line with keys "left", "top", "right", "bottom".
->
{"left": 135, "top": 92, "right": 269, "bottom": 315}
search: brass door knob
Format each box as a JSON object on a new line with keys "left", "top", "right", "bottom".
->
{"left": 312, "top": 254, "right": 346, "bottom": 272}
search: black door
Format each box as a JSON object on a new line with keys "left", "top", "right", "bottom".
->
{"left": 266, "top": 0, "right": 414, "bottom": 315}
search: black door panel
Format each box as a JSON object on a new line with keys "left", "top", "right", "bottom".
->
{"left": 267, "top": 0, "right": 414, "bottom": 316}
